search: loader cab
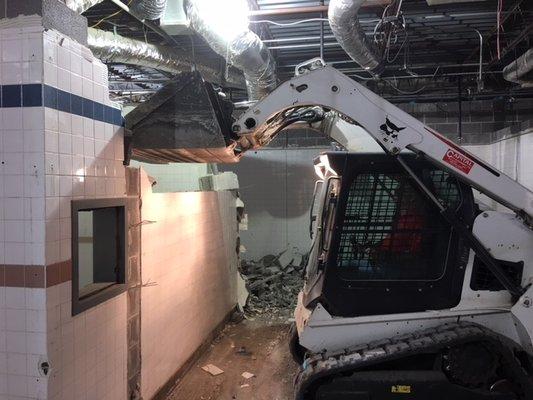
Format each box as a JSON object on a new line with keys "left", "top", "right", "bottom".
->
{"left": 305, "top": 152, "right": 476, "bottom": 317}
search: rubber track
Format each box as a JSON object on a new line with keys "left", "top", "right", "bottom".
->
{"left": 294, "top": 322, "right": 533, "bottom": 400}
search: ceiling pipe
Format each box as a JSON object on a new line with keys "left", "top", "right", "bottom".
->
{"left": 329, "top": 0, "right": 383, "bottom": 73}
{"left": 184, "top": 0, "right": 277, "bottom": 100}
{"left": 87, "top": 28, "right": 245, "bottom": 89}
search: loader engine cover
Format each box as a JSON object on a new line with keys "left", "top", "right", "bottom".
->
{"left": 124, "top": 71, "right": 240, "bottom": 164}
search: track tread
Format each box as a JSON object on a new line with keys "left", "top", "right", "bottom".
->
{"left": 295, "top": 322, "right": 533, "bottom": 400}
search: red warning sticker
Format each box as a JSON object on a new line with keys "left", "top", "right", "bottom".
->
{"left": 443, "top": 149, "right": 474, "bottom": 174}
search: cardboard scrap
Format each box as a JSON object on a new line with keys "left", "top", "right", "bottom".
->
{"left": 241, "top": 371, "right": 255, "bottom": 379}
{"left": 201, "top": 364, "right": 224, "bottom": 376}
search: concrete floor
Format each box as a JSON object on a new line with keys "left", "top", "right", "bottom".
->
{"left": 166, "top": 319, "right": 298, "bottom": 400}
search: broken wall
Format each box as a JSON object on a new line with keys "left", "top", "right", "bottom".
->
{"left": 138, "top": 169, "right": 239, "bottom": 399}
{"left": 221, "top": 148, "right": 330, "bottom": 261}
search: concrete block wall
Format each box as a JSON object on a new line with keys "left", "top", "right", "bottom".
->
{"left": 138, "top": 170, "right": 239, "bottom": 399}
{"left": 264, "top": 98, "right": 533, "bottom": 149}
{"left": 396, "top": 98, "right": 533, "bottom": 144}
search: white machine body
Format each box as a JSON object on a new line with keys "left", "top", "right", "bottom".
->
{"left": 233, "top": 61, "right": 533, "bottom": 357}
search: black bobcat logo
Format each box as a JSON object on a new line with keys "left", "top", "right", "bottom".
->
{"left": 380, "top": 117, "right": 405, "bottom": 140}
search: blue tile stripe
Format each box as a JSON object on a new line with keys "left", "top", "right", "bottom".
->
{"left": 0, "top": 84, "right": 123, "bottom": 126}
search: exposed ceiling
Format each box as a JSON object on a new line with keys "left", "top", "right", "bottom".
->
{"left": 82, "top": 0, "right": 533, "bottom": 104}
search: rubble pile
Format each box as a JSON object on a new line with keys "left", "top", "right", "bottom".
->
{"left": 240, "top": 249, "right": 307, "bottom": 317}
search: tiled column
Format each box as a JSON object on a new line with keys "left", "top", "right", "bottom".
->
{"left": 0, "top": 9, "right": 127, "bottom": 400}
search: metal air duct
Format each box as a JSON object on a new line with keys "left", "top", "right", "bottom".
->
{"left": 67, "top": 0, "right": 105, "bottom": 14}
{"left": 87, "top": 28, "right": 245, "bottom": 89}
{"left": 130, "top": 0, "right": 167, "bottom": 20}
{"left": 503, "top": 49, "right": 533, "bottom": 88}
{"left": 329, "top": 0, "right": 382, "bottom": 72}
{"left": 184, "top": 0, "right": 277, "bottom": 100}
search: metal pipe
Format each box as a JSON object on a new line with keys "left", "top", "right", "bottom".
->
{"left": 474, "top": 29, "right": 484, "bottom": 91}
{"left": 268, "top": 42, "right": 342, "bottom": 50}
{"left": 458, "top": 77, "right": 463, "bottom": 142}
{"left": 248, "top": 5, "right": 328, "bottom": 17}
{"left": 329, "top": 0, "right": 383, "bottom": 72}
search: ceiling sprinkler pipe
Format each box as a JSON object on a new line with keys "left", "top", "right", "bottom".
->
{"left": 329, "top": 0, "right": 383, "bottom": 73}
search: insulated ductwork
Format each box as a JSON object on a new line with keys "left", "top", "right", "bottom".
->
{"left": 503, "top": 49, "right": 533, "bottom": 88}
{"left": 67, "top": 0, "right": 105, "bottom": 14}
{"left": 130, "top": 0, "right": 167, "bottom": 20}
{"left": 329, "top": 0, "right": 382, "bottom": 72}
{"left": 184, "top": 0, "right": 277, "bottom": 100}
{"left": 87, "top": 28, "right": 245, "bottom": 88}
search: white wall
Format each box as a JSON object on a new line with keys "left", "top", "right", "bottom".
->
{"left": 466, "top": 130, "right": 533, "bottom": 209}
{"left": 138, "top": 170, "right": 239, "bottom": 399}
{"left": 222, "top": 148, "right": 330, "bottom": 260}
{"left": 130, "top": 161, "right": 212, "bottom": 192}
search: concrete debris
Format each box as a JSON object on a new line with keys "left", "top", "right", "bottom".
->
{"left": 240, "top": 384, "right": 250, "bottom": 388}
{"left": 201, "top": 364, "right": 224, "bottom": 376}
{"left": 241, "top": 372, "right": 255, "bottom": 379}
{"left": 240, "top": 248, "right": 308, "bottom": 318}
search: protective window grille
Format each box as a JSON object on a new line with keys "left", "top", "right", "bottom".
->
{"left": 336, "top": 170, "right": 461, "bottom": 280}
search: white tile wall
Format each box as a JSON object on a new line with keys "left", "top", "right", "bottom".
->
{"left": 139, "top": 169, "right": 239, "bottom": 399}
{"left": 1, "top": 17, "right": 127, "bottom": 400}
{"left": 46, "top": 282, "right": 127, "bottom": 400}
{"left": 0, "top": 287, "right": 48, "bottom": 399}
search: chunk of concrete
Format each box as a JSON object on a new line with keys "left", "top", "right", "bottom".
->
{"left": 201, "top": 364, "right": 224, "bottom": 376}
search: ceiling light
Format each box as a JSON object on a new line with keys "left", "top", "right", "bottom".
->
{"left": 193, "top": 0, "right": 250, "bottom": 42}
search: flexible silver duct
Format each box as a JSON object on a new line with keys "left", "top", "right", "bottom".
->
{"left": 329, "top": 0, "right": 382, "bottom": 72}
{"left": 130, "top": 0, "right": 167, "bottom": 20}
{"left": 184, "top": 0, "right": 277, "bottom": 100}
{"left": 67, "top": 0, "right": 105, "bottom": 14}
{"left": 87, "top": 28, "right": 245, "bottom": 88}
{"left": 503, "top": 49, "right": 533, "bottom": 88}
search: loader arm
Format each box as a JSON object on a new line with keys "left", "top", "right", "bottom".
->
{"left": 233, "top": 64, "right": 533, "bottom": 226}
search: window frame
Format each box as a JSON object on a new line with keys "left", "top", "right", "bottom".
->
{"left": 71, "top": 198, "right": 128, "bottom": 316}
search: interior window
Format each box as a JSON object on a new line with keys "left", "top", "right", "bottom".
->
{"left": 336, "top": 170, "right": 461, "bottom": 281}
{"left": 72, "top": 199, "right": 127, "bottom": 315}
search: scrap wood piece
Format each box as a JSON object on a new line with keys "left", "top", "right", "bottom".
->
{"left": 201, "top": 364, "right": 224, "bottom": 376}
{"left": 241, "top": 371, "right": 255, "bottom": 379}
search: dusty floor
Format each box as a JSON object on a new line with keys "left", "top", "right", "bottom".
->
{"left": 166, "top": 318, "right": 298, "bottom": 400}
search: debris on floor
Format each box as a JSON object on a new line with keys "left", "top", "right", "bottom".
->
{"left": 166, "top": 320, "right": 297, "bottom": 400}
{"left": 240, "top": 248, "right": 308, "bottom": 319}
{"left": 241, "top": 372, "right": 255, "bottom": 379}
{"left": 201, "top": 364, "right": 224, "bottom": 376}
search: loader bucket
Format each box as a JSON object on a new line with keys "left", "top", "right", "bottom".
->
{"left": 124, "top": 71, "right": 241, "bottom": 164}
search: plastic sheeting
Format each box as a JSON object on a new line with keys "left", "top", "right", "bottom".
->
{"left": 130, "top": 0, "right": 167, "bottom": 20}
{"left": 87, "top": 28, "right": 244, "bottom": 88}
{"left": 329, "top": 0, "right": 382, "bottom": 72}
{"left": 185, "top": 0, "right": 277, "bottom": 100}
